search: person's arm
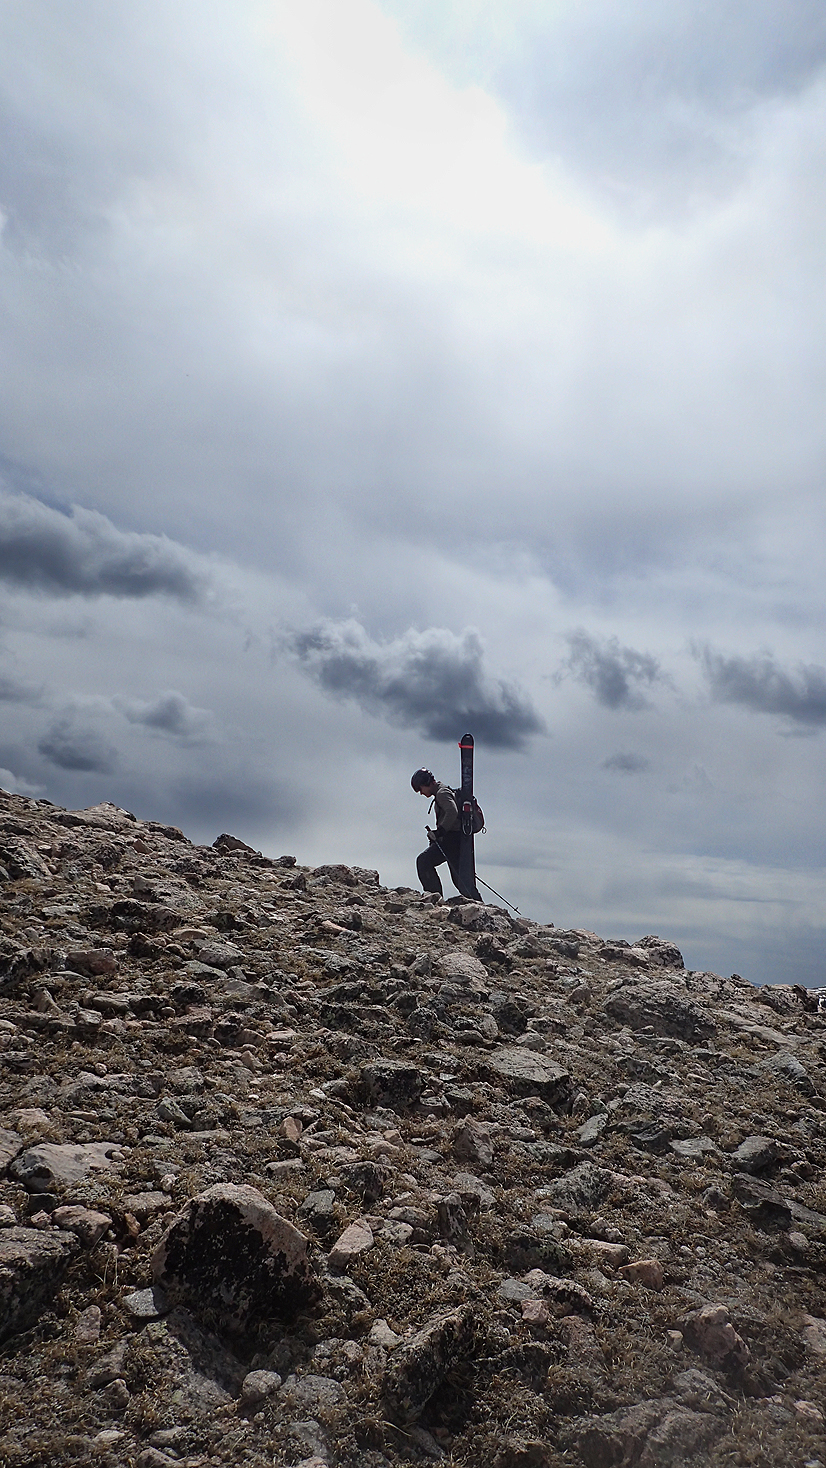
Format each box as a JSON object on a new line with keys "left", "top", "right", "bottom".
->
{"left": 435, "top": 785, "right": 459, "bottom": 831}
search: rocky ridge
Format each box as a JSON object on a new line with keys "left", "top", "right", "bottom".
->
{"left": 0, "top": 788, "right": 825, "bottom": 1468}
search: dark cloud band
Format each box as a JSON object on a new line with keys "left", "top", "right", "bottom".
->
{"left": 0, "top": 489, "right": 206, "bottom": 601}
{"left": 561, "top": 629, "right": 663, "bottom": 709}
{"left": 285, "top": 620, "right": 544, "bottom": 750}
{"left": 700, "top": 646, "right": 826, "bottom": 727}
{"left": 37, "top": 719, "right": 117, "bottom": 773}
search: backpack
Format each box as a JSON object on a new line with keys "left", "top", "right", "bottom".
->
{"left": 453, "top": 789, "right": 485, "bottom": 834}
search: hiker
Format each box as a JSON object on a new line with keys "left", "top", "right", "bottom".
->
{"left": 410, "top": 767, "right": 464, "bottom": 898}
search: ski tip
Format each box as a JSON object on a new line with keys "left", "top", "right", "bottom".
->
{"left": 459, "top": 732, "right": 474, "bottom": 747}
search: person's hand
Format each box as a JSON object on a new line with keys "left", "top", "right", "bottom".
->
{"left": 426, "top": 826, "right": 436, "bottom": 840}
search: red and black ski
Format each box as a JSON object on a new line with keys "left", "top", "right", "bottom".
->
{"left": 458, "top": 732, "right": 482, "bottom": 900}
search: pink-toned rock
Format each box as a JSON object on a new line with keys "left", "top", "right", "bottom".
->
{"left": 75, "top": 1304, "right": 102, "bottom": 1343}
{"left": 521, "top": 1298, "right": 550, "bottom": 1327}
{"left": 619, "top": 1258, "right": 664, "bottom": 1289}
{"left": 682, "top": 1304, "right": 749, "bottom": 1364}
{"left": 794, "top": 1399, "right": 823, "bottom": 1426}
{"left": 9, "top": 1108, "right": 51, "bottom": 1132}
{"left": 452, "top": 1117, "right": 494, "bottom": 1169}
{"left": 560, "top": 1313, "right": 606, "bottom": 1366}
{"left": 65, "top": 948, "right": 118, "bottom": 976}
{"left": 328, "top": 1219, "right": 374, "bottom": 1272}
{"left": 280, "top": 1116, "right": 303, "bottom": 1144}
{"left": 577, "top": 1239, "right": 631, "bottom": 1269}
{"left": 800, "top": 1314, "right": 826, "bottom": 1356}
{"left": 52, "top": 1206, "right": 111, "bottom": 1248}
{"left": 152, "top": 1183, "right": 318, "bottom": 1330}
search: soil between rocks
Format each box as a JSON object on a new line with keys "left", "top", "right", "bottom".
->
{"left": 0, "top": 789, "right": 824, "bottom": 1468}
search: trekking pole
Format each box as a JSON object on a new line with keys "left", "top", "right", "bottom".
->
{"left": 430, "top": 832, "right": 519, "bottom": 912}
{"left": 475, "top": 875, "right": 521, "bottom": 914}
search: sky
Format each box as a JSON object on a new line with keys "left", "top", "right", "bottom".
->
{"left": 1, "top": 0, "right": 826, "bottom": 987}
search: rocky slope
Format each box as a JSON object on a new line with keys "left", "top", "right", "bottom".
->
{"left": 0, "top": 787, "right": 824, "bottom": 1468}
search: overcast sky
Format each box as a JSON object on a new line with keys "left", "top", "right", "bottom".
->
{"left": 2, "top": 0, "right": 825, "bottom": 986}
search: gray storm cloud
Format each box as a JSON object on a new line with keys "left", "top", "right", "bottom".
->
{"left": 37, "top": 718, "right": 118, "bottom": 774}
{"left": 0, "top": 490, "right": 206, "bottom": 601}
{"left": 0, "top": 674, "right": 42, "bottom": 704}
{"left": 603, "top": 752, "right": 650, "bottom": 774}
{"left": 285, "top": 620, "right": 544, "bottom": 750}
{"left": 700, "top": 646, "right": 826, "bottom": 727}
{"left": 115, "top": 691, "right": 211, "bottom": 739}
{"left": 561, "top": 630, "right": 663, "bottom": 710}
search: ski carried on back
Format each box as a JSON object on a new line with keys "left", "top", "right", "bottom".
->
{"left": 457, "top": 732, "right": 482, "bottom": 901}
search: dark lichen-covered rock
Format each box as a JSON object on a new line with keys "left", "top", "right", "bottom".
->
{"left": 0, "top": 937, "right": 51, "bottom": 991}
{"left": 360, "top": 1059, "right": 423, "bottom": 1112}
{"left": 0, "top": 837, "right": 51, "bottom": 881}
{"left": 89, "top": 898, "right": 182, "bottom": 933}
{"left": 152, "top": 1183, "right": 319, "bottom": 1332}
{"left": 635, "top": 935, "right": 685, "bottom": 969}
{"left": 604, "top": 980, "right": 714, "bottom": 1042}
{"left": 0, "top": 1226, "right": 80, "bottom": 1343}
{"left": 383, "top": 1304, "right": 476, "bottom": 1424}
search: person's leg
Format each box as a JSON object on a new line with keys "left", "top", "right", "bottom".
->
{"left": 417, "top": 841, "right": 446, "bottom": 895}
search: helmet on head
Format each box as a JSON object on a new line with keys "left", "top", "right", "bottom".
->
{"left": 411, "top": 768, "right": 435, "bottom": 791}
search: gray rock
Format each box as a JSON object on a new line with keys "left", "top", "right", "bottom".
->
{"left": 0, "top": 1128, "right": 22, "bottom": 1170}
{"left": 761, "top": 1052, "right": 816, "bottom": 1097}
{"left": 384, "top": 1304, "right": 476, "bottom": 1423}
{"left": 731, "top": 1135, "right": 782, "bottom": 1173}
{"left": 484, "top": 1047, "right": 572, "bottom": 1107}
{"left": 361, "top": 1060, "right": 423, "bottom": 1111}
{"left": 10, "top": 1141, "right": 124, "bottom": 1193}
{"left": 152, "top": 1183, "right": 318, "bottom": 1331}
{"left": 241, "top": 1368, "right": 282, "bottom": 1403}
{"left": 196, "top": 939, "right": 245, "bottom": 970}
{"left": 547, "top": 1162, "right": 614, "bottom": 1215}
{"left": 452, "top": 1116, "right": 494, "bottom": 1168}
{"left": 0, "top": 1225, "right": 80, "bottom": 1342}
{"left": 123, "top": 1287, "right": 169, "bottom": 1320}
{"left": 604, "top": 982, "right": 714, "bottom": 1042}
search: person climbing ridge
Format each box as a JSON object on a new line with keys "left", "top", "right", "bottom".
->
{"left": 411, "top": 765, "right": 481, "bottom": 900}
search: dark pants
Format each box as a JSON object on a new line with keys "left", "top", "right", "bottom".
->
{"left": 417, "top": 831, "right": 462, "bottom": 896}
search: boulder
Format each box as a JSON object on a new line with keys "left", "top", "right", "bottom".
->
{"left": 383, "top": 1304, "right": 476, "bottom": 1423}
{"left": 152, "top": 1183, "right": 318, "bottom": 1331}
{"left": 10, "top": 1141, "right": 124, "bottom": 1194}
{"left": 0, "top": 1225, "right": 80, "bottom": 1342}
{"left": 361, "top": 1060, "right": 423, "bottom": 1111}
{"left": 484, "top": 1047, "right": 572, "bottom": 1107}
{"left": 604, "top": 981, "right": 714, "bottom": 1042}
